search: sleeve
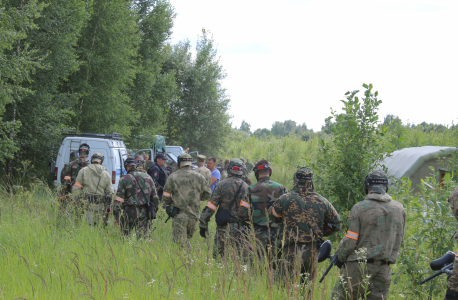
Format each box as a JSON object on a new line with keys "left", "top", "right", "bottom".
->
{"left": 238, "top": 186, "right": 251, "bottom": 221}
{"left": 199, "top": 184, "right": 222, "bottom": 229}
{"left": 336, "top": 205, "right": 360, "bottom": 262}
{"left": 162, "top": 176, "right": 173, "bottom": 206}
{"left": 149, "top": 181, "right": 159, "bottom": 209}
{"left": 113, "top": 178, "right": 127, "bottom": 219}
{"left": 104, "top": 173, "right": 115, "bottom": 195}
{"left": 323, "top": 201, "right": 342, "bottom": 236}
{"left": 268, "top": 196, "right": 284, "bottom": 223}
{"left": 72, "top": 170, "right": 84, "bottom": 193}
{"left": 200, "top": 178, "right": 211, "bottom": 202}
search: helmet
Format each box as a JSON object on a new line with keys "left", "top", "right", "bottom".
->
{"left": 124, "top": 157, "right": 137, "bottom": 169}
{"left": 364, "top": 169, "right": 388, "bottom": 194}
{"left": 294, "top": 166, "right": 313, "bottom": 185}
{"left": 91, "top": 152, "right": 104, "bottom": 164}
{"left": 178, "top": 153, "right": 192, "bottom": 167}
{"left": 228, "top": 158, "right": 244, "bottom": 176}
{"left": 254, "top": 159, "right": 272, "bottom": 180}
{"left": 79, "top": 143, "right": 90, "bottom": 156}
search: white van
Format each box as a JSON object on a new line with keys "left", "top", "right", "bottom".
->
{"left": 53, "top": 131, "right": 128, "bottom": 191}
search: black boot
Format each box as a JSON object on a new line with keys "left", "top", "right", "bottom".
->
{"left": 445, "top": 289, "right": 458, "bottom": 300}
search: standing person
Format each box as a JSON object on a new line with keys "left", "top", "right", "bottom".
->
{"left": 194, "top": 154, "right": 212, "bottom": 186}
{"left": 147, "top": 152, "right": 168, "bottom": 202}
{"left": 245, "top": 159, "right": 254, "bottom": 174}
{"left": 72, "top": 153, "right": 114, "bottom": 225}
{"left": 199, "top": 159, "right": 249, "bottom": 258}
{"left": 239, "top": 160, "right": 288, "bottom": 258}
{"left": 61, "top": 144, "right": 90, "bottom": 200}
{"left": 331, "top": 169, "right": 406, "bottom": 300}
{"left": 268, "top": 167, "right": 341, "bottom": 284}
{"left": 221, "top": 159, "right": 229, "bottom": 181}
{"left": 446, "top": 186, "right": 458, "bottom": 300}
{"left": 163, "top": 153, "right": 211, "bottom": 246}
{"left": 144, "top": 153, "right": 153, "bottom": 170}
{"left": 207, "top": 157, "right": 221, "bottom": 192}
{"left": 241, "top": 161, "right": 253, "bottom": 186}
{"left": 60, "top": 150, "right": 79, "bottom": 183}
{"left": 113, "top": 157, "right": 158, "bottom": 238}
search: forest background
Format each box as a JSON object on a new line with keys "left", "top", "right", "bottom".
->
{"left": 2, "top": 1, "right": 458, "bottom": 298}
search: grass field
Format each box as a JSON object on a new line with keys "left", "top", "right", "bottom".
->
{"left": 0, "top": 171, "right": 454, "bottom": 299}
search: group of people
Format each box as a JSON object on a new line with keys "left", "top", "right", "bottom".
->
{"left": 58, "top": 143, "right": 458, "bottom": 300}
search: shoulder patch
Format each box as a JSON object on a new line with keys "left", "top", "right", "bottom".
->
{"left": 154, "top": 171, "right": 158, "bottom": 177}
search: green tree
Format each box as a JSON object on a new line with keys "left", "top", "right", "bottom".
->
{"left": 312, "top": 83, "right": 390, "bottom": 211}
{"left": 253, "top": 128, "right": 271, "bottom": 138}
{"left": 239, "top": 120, "right": 251, "bottom": 134}
{"left": 165, "top": 30, "right": 230, "bottom": 154}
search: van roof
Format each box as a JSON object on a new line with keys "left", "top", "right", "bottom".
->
{"left": 62, "top": 136, "right": 126, "bottom": 148}
{"left": 61, "top": 129, "right": 123, "bottom": 141}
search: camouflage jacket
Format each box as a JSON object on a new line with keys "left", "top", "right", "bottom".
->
{"left": 199, "top": 176, "right": 249, "bottom": 229}
{"left": 163, "top": 166, "right": 211, "bottom": 219}
{"left": 239, "top": 176, "right": 288, "bottom": 228}
{"left": 336, "top": 193, "right": 406, "bottom": 263}
{"left": 113, "top": 167, "right": 159, "bottom": 218}
{"left": 72, "top": 164, "right": 114, "bottom": 197}
{"left": 449, "top": 187, "right": 458, "bottom": 245}
{"left": 221, "top": 170, "right": 228, "bottom": 181}
{"left": 268, "top": 185, "right": 341, "bottom": 246}
{"left": 62, "top": 157, "right": 89, "bottom": 194}
{"left": 60, "top": 163, "right": 70, "bottom": 184}
{"left": 145, "top": 160, "right": 154, "bottom": 170}
{"left": 195, "top": 165, "right": 212, "bottom": 186}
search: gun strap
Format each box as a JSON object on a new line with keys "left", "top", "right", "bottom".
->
{"left": 226, "top": 180, "right": 244, "bottom": 216}
{"left": 132, "top": 173, "right": 150, "bottom": 206}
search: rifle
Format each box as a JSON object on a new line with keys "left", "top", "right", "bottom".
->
{"left": 420, "top": 251, "right": 455, "bottom": 284}
{"left": 318, "top": 240, "right": 338, "bottom": 283}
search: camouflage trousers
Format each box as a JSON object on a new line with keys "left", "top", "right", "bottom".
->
{"left": 213, "top": 223, "right": 244, "bottom": 259}
{"left": 332, "top": 261, "right": 391, "bottom": 300}
{"left": 172, "top": 212, "right": 198, "bottom": 246}
{"left": 86, "top": 203, "right": 106, "bottom": 225}
{"left": 277, "top": 243, "right": 320, "bottom": 284}
{"left": 447, "top": 257, "right": 458, "bottom": 293}
{"left": 119, "top": 206, "right": 150, "bottom": 238}
{"left": 248, "top": 226, "right": 279, "bottom": 261}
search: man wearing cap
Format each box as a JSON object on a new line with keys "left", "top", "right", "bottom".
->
{"left": 331, "top": 169, "right": 405, "bottom": 300}
{"left": 162, "top": 153, "right": 211, "bottom": 246}
{"left": 147, "top": 152, "right": 168, "bottom": 202}
{"left": 60, "top": 150, "right": 79, "bottom": 184}
{"left": 113, "top": 157, "right": 159, "bottom": 238}
{"left": 239, "top": 159, "right": 288, "bottom": 259}
{"left": 72, "top": 152, "right": 114, "bottom": 225}
{"left": 195, "top": 155, "right": 212, "bottom": 186}
{"left": 199, "top": 158, "right": 249, "bottom": 258}
{"left": 207, "top": 157, "right": 221, "bottom": 193}
{"left": 268, "top": 166, "right": 341, "bottom": 285}
{"left": 61, "top": 143, "right": 90, "bottom": 200}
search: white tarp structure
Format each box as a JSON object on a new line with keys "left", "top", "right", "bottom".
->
{"left": 383, "top": 146, "right": 456, "bottom": 192}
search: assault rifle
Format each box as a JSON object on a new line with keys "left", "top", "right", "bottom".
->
{"left": 420, "top": 251, "right": 455, "bottom": 284}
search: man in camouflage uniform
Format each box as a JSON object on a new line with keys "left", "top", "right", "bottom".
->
{"left": 163, "top": 153, "right": 211, "bottom": 246}
{"left": 61, "top": 143, "right": 90, "bottom": 200}
{"left": 144, "top": 154, "right": 153, "bottom": 170}
{"left": 331, "top": 169, "right": 406, "bottom": 300}
{"left": 445, "top": 186, "right": 458, "bottom": 300}
{"left": 199, "top": 159, "right": 249, "bottom": 258}
{"left": 241, "top": 161, "right": 253, "bottom": 186}
{"left": 113, "top": 157, "right": 159, "bottom": 238}
{"left": 220, "top": 159, "right": 229, "bottom": 181}
{"left": 72, "top": 153, "right": 114, "bottom": 225}
{"left": 217, "top": 159, "right": 224, "bottom": 170}
{"left": 137, "top": 159, "right": 147, "bottom": 173}
{"left": 268, "top": 166, "right": 341, "bottom": 284}
{"left": 60, "top": 150, "right": 79, "bottom": 183}
{"left": 245, "top": 159, "right": 254, "bottom": 174}
{"left": 194, "top": 154, "right": 212, "bottom": 186}
{"left": 239, "top": 160, "right": 288, "bottom": 258}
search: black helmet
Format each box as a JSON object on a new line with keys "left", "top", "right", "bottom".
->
{"left": 254, "top": 159, "right": 272, "bottom": 180}
{"left": 79, "top": 143, "right": 90, "bottom": 156}
{"left": 364, "top": 169, "right": 388, "bottom": 194}
{"left": 124, "top": 157, "right": 137, "bottom": 169}
{"left": 91, "top": 152, "right": 104, "bottom": 164}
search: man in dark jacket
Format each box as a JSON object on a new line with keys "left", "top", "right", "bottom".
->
{"left": 147, "top": 152, "right": 168, "bottom": 202}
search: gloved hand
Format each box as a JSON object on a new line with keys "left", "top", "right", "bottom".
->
{"left": 335, "top": 258, "right": 345, "bottom": 269}
{"left": 199, "top": 227, "right": 207, "bottom": 238}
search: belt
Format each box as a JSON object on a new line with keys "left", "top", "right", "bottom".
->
{"left": 366, "top": 259, "right": 392, "bottom": 265}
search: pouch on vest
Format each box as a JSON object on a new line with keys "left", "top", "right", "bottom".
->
{"left": 215, "top": 181, "right": 244, "bottom": 226}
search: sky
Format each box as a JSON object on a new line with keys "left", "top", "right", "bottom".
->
{"left": 168, "top": 0, "right": 458, "bottom": 132}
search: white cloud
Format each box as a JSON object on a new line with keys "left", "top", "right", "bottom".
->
{"left": 169, "top": 0, "right": 458, "bottom": 131}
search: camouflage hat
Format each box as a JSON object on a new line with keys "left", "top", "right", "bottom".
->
{"left": 79, "top": 143, "right": 90, "bottom": 156}
{"left": 197, "top": 154, "right": 206, "bottom": 162}
{"left": 91, "top": 152, "right": 104, "bottom": 163}
{"left": 178, "top": 153, "right": 192, "bottom": 167}
{"left": 228, "top": 158, "right": 244, "bottom": 176}
{"left": 294, "top": 166, "right": 313, "bottom": 184}
{"left": 70, "top": 150, "right": 79, "bottom": 161}
{"left": 365, "top": 169, "right": 388, "bottom": 194}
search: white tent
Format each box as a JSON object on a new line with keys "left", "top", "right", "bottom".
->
{"left": 383, "top": 146, "right": 456, "bottom": 192}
